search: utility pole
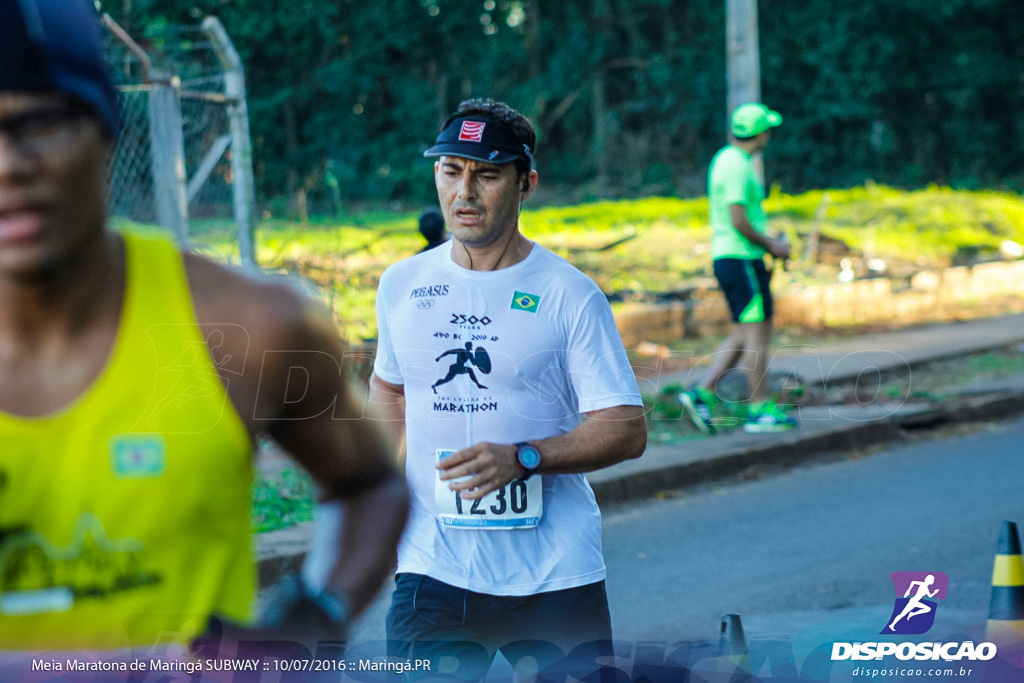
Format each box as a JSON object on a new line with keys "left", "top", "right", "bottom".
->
{"left": 726, "top": 0, "right": 764, "bottom": 181}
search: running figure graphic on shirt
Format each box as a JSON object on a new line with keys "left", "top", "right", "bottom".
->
{"left": 887, "top": 574, "right": 939, "bottom": 632}
{"left": 432, "top": 342, "right": 492, "bottom": 393}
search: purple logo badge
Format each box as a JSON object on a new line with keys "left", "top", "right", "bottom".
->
{"left": 881, "top": 571, "right": 949, "bottom": 634}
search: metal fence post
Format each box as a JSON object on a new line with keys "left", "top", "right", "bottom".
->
{"left": 203, "top": 16, "right": 258, "bottom": 269}
{"left": 148, "top": 68, "right": 190, "bottom": 244}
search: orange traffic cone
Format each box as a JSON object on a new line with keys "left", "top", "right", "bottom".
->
{"left": 985, "top": 521, "right": 1024, "bottom": 665}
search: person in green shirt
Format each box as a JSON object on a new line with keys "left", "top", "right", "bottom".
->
{"left": 681, "top": 103, "right": 797, "bottom": 434}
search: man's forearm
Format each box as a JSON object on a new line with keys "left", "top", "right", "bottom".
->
{"left": 732, "top": 217, "right": 774, "bottom": 251}
{"left": 531, "top": 404, "right": 647, "bottom": 475}
{"left": 325, "top": 474, "right": 408, "bottom": 618}
{"left": 437, "top": 404, "right": 647, "bottom": 499}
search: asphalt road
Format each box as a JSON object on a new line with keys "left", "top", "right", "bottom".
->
{"left": 601, "top": 414, "right": 1024, "bottom": 659}
{"left": 343, "top": 415, "right": 1024, "bottom": 680}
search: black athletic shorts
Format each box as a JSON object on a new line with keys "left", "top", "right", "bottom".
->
{"left": 713, "top": 257, "right": 773, "bottom": 323}
{"left": 386, "top": 573, "right": 613, "bottom": 680}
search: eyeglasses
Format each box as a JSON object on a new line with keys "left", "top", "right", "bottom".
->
{"left": 0, "top": 102, "right": 93, "bottom": 156}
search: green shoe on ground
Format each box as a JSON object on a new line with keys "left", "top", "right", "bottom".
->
{"left": 680, "top": 386, "right": 717, "bottom": 435}
{"left": 742, "top": 400, "right": 797, "bottom": 434}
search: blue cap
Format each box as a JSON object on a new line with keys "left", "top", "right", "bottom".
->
{"left": 0, "top": 0, "right": 120, "bottom": 138}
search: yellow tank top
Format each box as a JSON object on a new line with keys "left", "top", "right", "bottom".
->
{"left": 0, "top": 231, "right": 255, "bottom": 650}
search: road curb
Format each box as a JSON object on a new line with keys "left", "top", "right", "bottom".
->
{"left": 592, "top": 388, "right": 1024, "bottom": 507}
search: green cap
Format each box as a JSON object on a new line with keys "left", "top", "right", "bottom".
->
{"left": 730, "top": 103, "right": 782, "bottom": 138}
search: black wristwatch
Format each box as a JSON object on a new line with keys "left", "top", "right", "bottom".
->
{"left": 515, "top": 442, "right": 542, "bottom": 481}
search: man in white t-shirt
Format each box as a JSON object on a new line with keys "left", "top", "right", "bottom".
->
{"left": 370, "top": 98, "right": 647, "bottom": 679}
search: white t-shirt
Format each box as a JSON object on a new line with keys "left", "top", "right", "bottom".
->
{"left": 374, "top": 240, "right": 642, "bottom": 596}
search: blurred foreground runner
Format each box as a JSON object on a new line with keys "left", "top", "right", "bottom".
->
{"left": 0, "top": 0, "right": 407, "bottom": 655}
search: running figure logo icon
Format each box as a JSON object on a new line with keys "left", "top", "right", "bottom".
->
{"left": 881, "top": 571, "right": 949, "bottom": 635}
{"left": 432, "top": 342, "right": 492, "bottom": 394}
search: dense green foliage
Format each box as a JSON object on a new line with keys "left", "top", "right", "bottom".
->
{"left": 107, "top": 1, "right": 1023, "bottom": 211}
{"left": 188, "top": 185, "right": 1024, "bottom": 345}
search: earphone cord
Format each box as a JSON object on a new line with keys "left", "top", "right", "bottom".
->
{"left": 490, "top": 227, "right": 517, "bottom": 271}
{"left": 463, "top": 184, "right": 527, "bottom": 271}
{"left": 463, "top": 212, "right": 519, "bottom": 271}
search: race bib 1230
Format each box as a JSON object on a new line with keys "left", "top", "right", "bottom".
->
{"left": 434, "top": 449, "right": 543, "bottom": 529}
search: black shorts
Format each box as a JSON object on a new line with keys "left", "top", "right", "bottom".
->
{"left": 386, "top": 573, "right": 613, "bottom": 679}
{"left": 713, "top": 257, "right": 773, "bottom": 323}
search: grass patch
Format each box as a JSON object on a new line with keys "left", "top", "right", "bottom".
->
{"left": 639, "top": 343, "right": 1024, "bottom": 444}
{"left": 183, "top": 185, "right": 1024, "bottom": 345}
{"left": 857, "top": 347, "right": 1024, "bottom": 404}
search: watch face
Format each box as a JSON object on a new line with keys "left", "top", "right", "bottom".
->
{"left": 518, "top": 445, "right": 541, "bottom": 469}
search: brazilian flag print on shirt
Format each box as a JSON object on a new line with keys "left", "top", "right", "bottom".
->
{"left": 511, "top": 291, "right": 541, "bottom": 313}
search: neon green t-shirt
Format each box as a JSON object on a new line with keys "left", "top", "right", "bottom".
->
{"left": 707, "top": 144, "right": 768, "bottom": 259}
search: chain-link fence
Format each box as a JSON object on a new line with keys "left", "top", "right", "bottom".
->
{"left": 103, "top": 14, "right": 256, "bottom": 265}
{"left": 107, "top": 82, "right": 155, "bottom": 225}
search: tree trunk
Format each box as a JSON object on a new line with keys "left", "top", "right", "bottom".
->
{"left": 592, "top": 75, "right": 609, "bottom": 193}
{"left": 283, "top": 100, "right": 304, "bottom": 222}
